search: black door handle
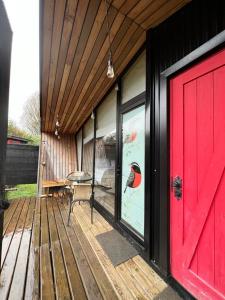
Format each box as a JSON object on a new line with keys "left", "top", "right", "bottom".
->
{"left": 172, "top": 176, "right": 182, "bottom": 200}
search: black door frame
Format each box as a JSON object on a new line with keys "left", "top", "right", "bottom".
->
{"left": 117, "top": 92, "right": 146, "bottom": 245}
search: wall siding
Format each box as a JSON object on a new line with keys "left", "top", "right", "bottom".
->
{"left": 39, "top": 133, "right": 77, "bottom": 192}
{"left": 5, "top": 145, "right": 39, "bottom": 185}
{"left": 147, "top": 0, "right": 225, "bottom": 276}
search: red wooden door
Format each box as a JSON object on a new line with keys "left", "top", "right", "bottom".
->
{"left": 170, "top": 49, "right": 225, "bottom": 300}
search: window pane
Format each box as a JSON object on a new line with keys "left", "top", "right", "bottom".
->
{"left": 94, "top": 90, "right": 117, "bottom": 215}
{"left": 121, "top": 105, "right": 145, "bottom": 236}
{"left": 83, "top": 118, "right": 94, "bottom": 175}
{"left": 76, "top": 129, "right": 82, "bottom": 171}
{"left": 122, "top": 51, "right": 146, "bottom": 104}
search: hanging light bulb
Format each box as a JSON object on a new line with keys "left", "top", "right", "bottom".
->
{"left": 56, "top": 115, "right": 60, "bottom": 127}
{"left": 107, "top": 58, "right": 114, "bottom": 78}
{"left": 105, "top": 0, "right": 114, "bottom": 79}
{"left": 57, "top": 135, "right": 61, "bottom": 140}
{"left": 55, "top": 129, "right": 58, "bottom": 136}
{"left": 91, "top": 111, "right": 95, "bottom": 120}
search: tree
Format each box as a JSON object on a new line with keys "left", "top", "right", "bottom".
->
{"left": 8, "top": 119, "right": 40, "bottom": 145}
{"left": 8, "top": 119, "right": 28, "bottom": 138}
{"left": 21, "top": 92, "right": 40, "bottom": 135}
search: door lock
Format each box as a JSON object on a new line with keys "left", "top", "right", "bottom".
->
{"left": 172, "top": 176, "right": 182, "bottom": 200}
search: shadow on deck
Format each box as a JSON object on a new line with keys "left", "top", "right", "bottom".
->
{"left": 0, "top": 197, "right": 181, "bottom": 299}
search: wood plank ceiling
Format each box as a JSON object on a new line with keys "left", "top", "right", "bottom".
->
{"left": 40, "top": 0, "right": 191, "bottom": 134}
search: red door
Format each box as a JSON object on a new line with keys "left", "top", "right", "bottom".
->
{"left": 170, "top": 49, "right": 225, "bottom": 300}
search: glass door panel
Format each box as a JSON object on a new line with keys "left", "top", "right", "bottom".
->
{"left": 121, "top": 105, "right": 145, "bottom": 236}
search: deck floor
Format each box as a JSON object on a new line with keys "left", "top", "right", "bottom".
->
{"left": 0, "top": 197, "right": 181, "bottom": 299}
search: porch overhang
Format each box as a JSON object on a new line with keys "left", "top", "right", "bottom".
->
{"left": 40, "top": 0, "right": 191, "bottom": 134}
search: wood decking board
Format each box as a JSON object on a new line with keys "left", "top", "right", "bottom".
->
{"left": 3, "top": 199, "right": 19, "bottom": 236}
{"left": 40, "top": 0, "right": 190, "bottom": 133}
{"left": 0, "top": 198, "right": 30, "bottom": 299}
{"left": 26, "top": 197, "right": 41, "bottom": 300}
{"left": 51, "top": 198, "right": 87, "bottom": 300}
{"left": 47, "top": 198, "right": 71, "bottom": 299}
{"left": 57, "top": 200, "right": 103, "bottom": 300}
{"left": 0, "top": 197, "right": 180, "bottom": 299}
{"left": 8, "top": 198, "right": 36, "bottom": 300}
{"left": 1, "top": 199, "right": 26, "bottom": 267}
{"left": 40, "top": 197, "right": 55, "bottom": 299}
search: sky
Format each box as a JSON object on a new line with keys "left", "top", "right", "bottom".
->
{"left": 3, "top": 0, "right": 39, "bottom": 127}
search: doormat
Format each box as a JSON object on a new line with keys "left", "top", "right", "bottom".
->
{"left": 96, "top": 229, "right": 138, "bottom": 266}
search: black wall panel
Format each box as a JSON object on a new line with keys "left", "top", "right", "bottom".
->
{"left": 0, "top": 1, "right": 12, "bottom": 197}
{"left": 5, "top": 145, "right": 39, "bottom": 185}
{"left": 147, "top": 0, "right": 225, "bottom": 276}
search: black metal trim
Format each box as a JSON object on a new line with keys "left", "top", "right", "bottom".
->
{"left": 115, "top": 79, "right": 121, "bottom": 223}
{"left": 120, "top": 92, "right": 146, "bottom": 113}
{"left": 81, "top": 127, "right": 83, "bottom": 171}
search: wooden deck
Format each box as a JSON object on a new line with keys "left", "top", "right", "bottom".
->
{"left": 0, "top": 197, "right": 181, "bottom": 299}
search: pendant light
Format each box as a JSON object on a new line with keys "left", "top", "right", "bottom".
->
{"left": 91, "top": 111, "right": 95, "bottom": 120}
{"left": 105, "top": 0, "right": 114, "bottom": 79}
{"left": 55, "top": 115, "right": 61, "bottom": 139}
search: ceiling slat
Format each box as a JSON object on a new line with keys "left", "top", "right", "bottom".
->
{"left": 134, "top": 0, "right": 168, "bottom": 27}
{"left": 73, "top": 31, "right": 146, "bottom": 133}
{"left": 65, "top": 25, "right": 144, "bottom": 132}
{"left": 142, "top": 0, "right": 189, "bottom": 28}
{"left": 45, "top": 0, "right": 90, "bottom": 131}
{"left": 127, "top": 0, "right": 154, "bottom": 20}
{"left": 62, "top": 12, "right": 130, "bottom": 132}
{"left": 50, "top": 0, "right": 105, "bottom": 132}
{"left": 45, "top": 0, "right": 67, "bottom": 132}
{"left": 47, "top": 0, "right": 78, "bottom": 131}
{"left": 41, "top": 0, "right": 55, "bottom": 129}
{"left": 59, "top": 6, "right": 120, "bottom": 128}
{"left": 57, "top": 0, "right": 102, "bottom": 125}
{"left": 118, "top": 0, "right": 141, "bottom": 15}
{"left": 41, "top": 0, "right": 191, "bottom": 133}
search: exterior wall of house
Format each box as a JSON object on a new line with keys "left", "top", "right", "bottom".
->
{"left": 38, "top": 133, "right": 77, "bottom": 193}
{"left": 147, "top": 0, "right": 225, "bottom": 282}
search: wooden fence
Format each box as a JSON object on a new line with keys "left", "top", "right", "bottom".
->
{"left": 5, "top": 144, "right": 39, "bottom": 185}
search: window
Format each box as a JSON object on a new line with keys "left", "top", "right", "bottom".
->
{"left": 82, "top": 118, "right": 94, "bottom": 175}
{"left": 122, "top": 50, "right": 146, "bottom": 104}
{"left": 94, "top": 89, "right": 117, "bottom": 215}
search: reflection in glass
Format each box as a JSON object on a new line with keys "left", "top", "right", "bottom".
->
{"left": 94, "top": 90, "right": 116, "bottom": 215}
{"left": 83, "top": 118, "right": 94, "bottom": 175}
{"left": 76, "top": 129, "right": 82, "bottom": 171}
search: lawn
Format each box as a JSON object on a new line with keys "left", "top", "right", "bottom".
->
{"left": 7, "top": 184, "right": 37, "bottom": 200}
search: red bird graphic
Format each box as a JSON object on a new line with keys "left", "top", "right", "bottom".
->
{"left": 124, "top": 162, "right": 142, "bottom": 193}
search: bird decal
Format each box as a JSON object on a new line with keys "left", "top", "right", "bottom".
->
{"left": 124, "top": 162, "right": 142, "bottom": 193}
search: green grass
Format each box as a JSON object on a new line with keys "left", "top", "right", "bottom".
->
{"left": 7, "top": 184, "right": 37, "bottom": 200}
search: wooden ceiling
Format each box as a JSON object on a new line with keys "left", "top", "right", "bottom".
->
{"left": 40, "top": 0, "right": 190, "bottom": 134}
